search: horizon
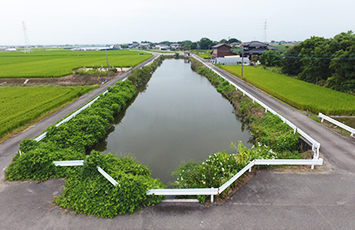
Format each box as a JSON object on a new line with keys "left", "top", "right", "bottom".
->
{"left": 1, "top": 0, "right": 354, "bottom": 46}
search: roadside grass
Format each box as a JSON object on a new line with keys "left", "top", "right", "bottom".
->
{"left": 0, "top": 50, "right": 152, "bottom": 78}
{"left": 219, "top": 65, "right": 355, "bottom": 115}
{"left": 0, "top": 85, "right": 98, "bottom": 141}
{"left": 197, "top": 53, "right": 211, "bottom": 59}
{"left": 334, "top": 117, "right": 355, "bottom": 128}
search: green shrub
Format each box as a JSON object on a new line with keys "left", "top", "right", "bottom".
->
{"left": 55, "top": 152, "right": 165, "bottom": 218}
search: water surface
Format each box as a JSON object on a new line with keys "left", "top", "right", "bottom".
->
{"left": 96, "top": 59, "right": 252, "bottom": 184}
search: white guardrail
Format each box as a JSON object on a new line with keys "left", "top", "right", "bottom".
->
{"left": 34, "top": 91, "right": 108, "bottom": 142}
{"left": 192, "top": 55, "right": 321, "bottom": 161}
{"left": 53, "top": 161, "right": 119, "bottom": 187}
{"left": 319, "top": 113, "right": 354, "bottom": 137}
{"left": 147, "top": 158, "right": 323, "bottom": 203}
{"left": 54, "top": 158, "right": 323, "bottom": 203}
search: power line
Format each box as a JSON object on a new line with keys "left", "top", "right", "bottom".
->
{"left": 262, "top": 52, "right": 355, "bottom": 60}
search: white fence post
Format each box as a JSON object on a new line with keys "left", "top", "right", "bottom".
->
{"left": 319, "top": 113, "right": 355, "bottom": 137}
{"left": 211, "top": 188, "right": 214, "bottom": 203}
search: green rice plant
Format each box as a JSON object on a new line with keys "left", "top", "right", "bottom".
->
{"left": 0, "top": 50, "right": 152, "bottom": 78}
{"left": 0, "top": 85, "right": 98, "bottom": 138}
{"left": 220, "top": 65, "right": 355, "bottom": 115}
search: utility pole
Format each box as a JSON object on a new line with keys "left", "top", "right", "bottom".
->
{"left": 105, "top": 48, "right": 110, "bottom": 78}
{"left": 241, "top": 48, "right": 244, "bottom": 79}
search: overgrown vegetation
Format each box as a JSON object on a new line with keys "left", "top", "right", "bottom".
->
{"left": 74, "top": 67, "right": 117, "bottom": 77}
{"left": 174, "top": 59, "right": 302, "bottom": 203}
{"left": 219, "top": 65, "right": 355, "bottom": 115}
{"left": 5, "top": 56, "right": 165, "bottom": 217}
{"left": 0, "top": 85, "right": 98, "bottom": 139}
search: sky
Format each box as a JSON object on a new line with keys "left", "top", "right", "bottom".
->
{"left": 1, "top": 0, "right": 355, "bottom": 46}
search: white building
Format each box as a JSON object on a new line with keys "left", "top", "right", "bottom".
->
{"left": 5, "top": 48, "right": 17, "bottom": 52}
{"left": 214, "top": 56, "right": 250, "bottom": 65}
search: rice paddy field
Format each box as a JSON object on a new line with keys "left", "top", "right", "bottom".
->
{"left": 0, "top": 85, "right": 98, "bottom": 139}
{"left": 219, "top": 65, "right": 355, "bottom": 115}
{"left": 0, "top": 49, "right": 152, "bottom": 78}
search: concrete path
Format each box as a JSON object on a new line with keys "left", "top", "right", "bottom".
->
{"left": 0, "top": 55, "right": 354, "bottom": 229}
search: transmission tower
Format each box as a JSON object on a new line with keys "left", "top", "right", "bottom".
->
{"left": 22, "top": 21, "right": 32, "bottom": 53}
{"left": 263, "top": 19, "right": 267, "bottom": 43}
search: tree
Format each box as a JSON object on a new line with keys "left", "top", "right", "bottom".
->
{"left": 280, "top": 31, "right": 355, "bottom": 93}
{"left": 259, "top": 50, "right": 282, "bottom": 67}
{"left": 199, "top": 37, "right": 213, "bottom": 50}
{"left": 190, "top": 42, "right": 198, "bottom": 50}
{"left": 228, "top": 38, "right": 241, "bottom": 44}
{"left": 281, "top": 45, "right": 302, "bottom": 76}
{"left": 219, "top": 39, "right": 228, "bottom": 44}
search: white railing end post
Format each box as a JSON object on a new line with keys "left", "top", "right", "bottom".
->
{"left": 211, "top": 187, "right": 214, "bottom": 203}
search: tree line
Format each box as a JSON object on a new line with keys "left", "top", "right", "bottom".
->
{"left": 259, "top": 31, "right": 355, "bottom": 94}
{"left": 140, "top": 37, "right": 240, "bottom": 50}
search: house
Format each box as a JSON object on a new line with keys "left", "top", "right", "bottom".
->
{"left": 240, "top": 41, "right": 278, "bottom": 58}
{"left": 154, "top": 44, "right": 170, "bottom": 51}
{"left": 211, "top": 44, "right": 235, "bottom": 59}
{"left": 229, "top": 42, "right": 241, "bottom": 47}
{"left": 139, "top": 43, "right": 150, "bottom": 49}
{"left": 170, "top": 43, "right": 182, "bottom": 50}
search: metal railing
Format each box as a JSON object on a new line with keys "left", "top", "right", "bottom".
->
{"left": 192, "top": 55, "right": 321, "bottom": 163}
{"left": 53, "top": 160, "right": 119, "bottom": 187}
{"left": 34, "top": 91, "right": 108, "bottom": 142}
{"left": 54, "top": 158, "right": 323, "bottom": 203}
{"left": 319, "top": 113, "right": 355, "bottom": 137}
{"left": 147, "top": 158, "right": 323, "bottom": 203}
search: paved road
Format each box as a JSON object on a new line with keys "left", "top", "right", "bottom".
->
{"left": 0, "top": 55, "right": 354, "bottom": 229}
{"left": 0, "top": 171, "right": 353, "bottom": 230}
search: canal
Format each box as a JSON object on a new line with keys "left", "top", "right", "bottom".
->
{"left": 95, "top": 59, "right": 253, "bottom": 184}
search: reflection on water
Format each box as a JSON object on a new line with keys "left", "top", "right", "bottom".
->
{"left": 95, "top": 59, "right": 253, "bottom": 184}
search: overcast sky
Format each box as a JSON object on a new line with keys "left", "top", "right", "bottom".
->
{"left": 1, "top": 0, "right": 354, "bottom": 45}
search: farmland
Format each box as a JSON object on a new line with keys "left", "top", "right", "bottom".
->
{"left": 0, "top": 85, "right": 98, "bottom": 140}
{"left": 219, "top": 65, "right": 355, "bottom": 115}
{"left": 0, "top": 50, "right": 152, "bottom": 78}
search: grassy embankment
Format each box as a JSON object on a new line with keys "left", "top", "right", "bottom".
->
{"left": 219, "top": 65, "right": 355, "bottom": 115}
{"left": 0, "top": 86, "right": 98, "bottom": 142}
{"left": 0, "top": 49, "right": 152, "bottom": 78}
